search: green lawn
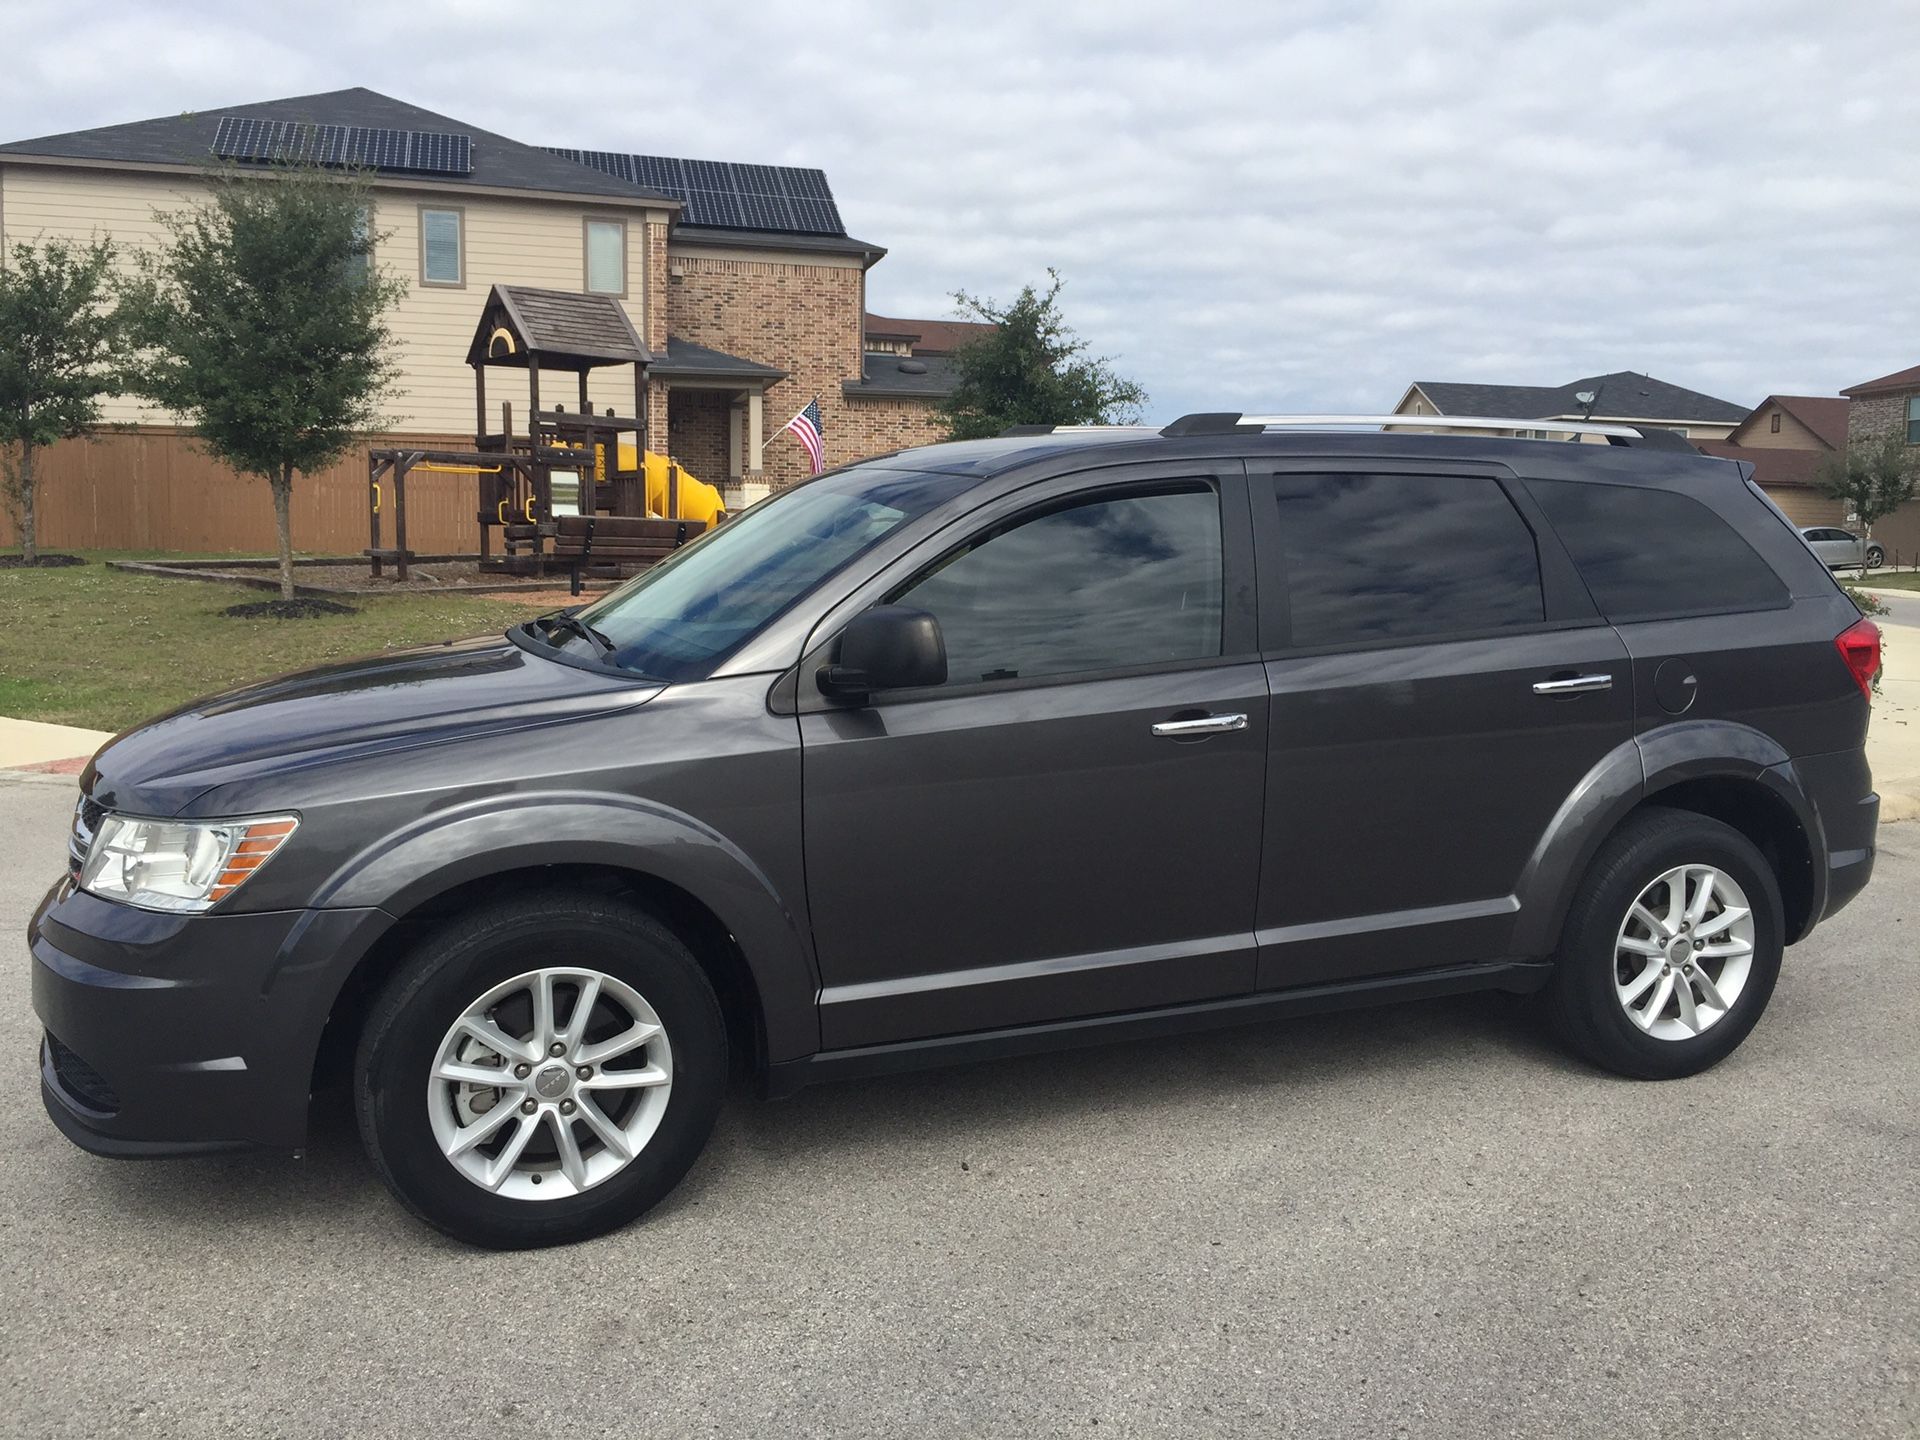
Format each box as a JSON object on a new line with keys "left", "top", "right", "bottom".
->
{"left": 1861, "top": 570, "right": 1920, "bottom": 593}
{"left": 0, "top": 553, "right": 555, "bottom": 732}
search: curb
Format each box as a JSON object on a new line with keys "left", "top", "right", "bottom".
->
{"left": 1879, "top": 787, "right": 1920, "bottom": 824}
{"left": 0, "top": 768, "right": 83, "bottom": 788}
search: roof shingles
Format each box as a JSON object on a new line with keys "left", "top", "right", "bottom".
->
{"left": 0, "top": 87, "right": 675, "bottom": 206}
{"left": 1413, "top": 370, "right": 1748, "bottom": 425}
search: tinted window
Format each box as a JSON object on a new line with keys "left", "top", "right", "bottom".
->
{"left": 555, "top": 464, "right": 975, "bottom": 680}
{"left": 1530, "top": 479, "right": 1787, "bottom": 620}
{"left": 1269, "top": 473, "right": 1544, "bottom": 646}
{"left": 894, "top": 486, "right": 1223, "bottom": 685}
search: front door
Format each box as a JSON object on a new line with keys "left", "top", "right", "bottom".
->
{"left": 799, "top": 466, "right": 1268, "bottom": 1049}
{"left": 1245, "top": 461, "right": 1636, "bottom": 988}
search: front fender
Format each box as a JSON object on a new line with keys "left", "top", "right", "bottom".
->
{"left": 295, "top": 790, "right": 821, "bottom": 1063}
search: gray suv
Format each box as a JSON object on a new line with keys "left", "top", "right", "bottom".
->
{"left": 31, "top": 415, "right": 1882, "bottom": 1249}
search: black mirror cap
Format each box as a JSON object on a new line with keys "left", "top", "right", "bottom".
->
{"left": 818, "top": 605, "right": 947, "bottom": 698}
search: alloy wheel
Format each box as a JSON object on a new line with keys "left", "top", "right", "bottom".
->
{"left": 1613, "top": 864, "right": 1756, "bottom": 1041}
{"left": 427, "top": 967, "right": 673, "bottom": 1200}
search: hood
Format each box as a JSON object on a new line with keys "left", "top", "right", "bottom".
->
{"left": 85, "top": 633, "right": 659, "bottom": 816}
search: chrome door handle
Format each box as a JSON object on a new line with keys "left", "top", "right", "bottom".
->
{"left": 1151, "top": 713, "right": 1249, "bottom": 737}
{"left": 1532, "top": 674, "right": 1614, "bottom": 695}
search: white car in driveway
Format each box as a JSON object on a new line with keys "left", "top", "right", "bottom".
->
{"left": 1800, "top": 526, "right": 1884, "bottom": 571}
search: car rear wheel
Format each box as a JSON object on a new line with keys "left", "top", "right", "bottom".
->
{"left": 1545, "top": 807, "right": 1783, "bottom": 1080}
{"left": 1865, "top": 544, "right": 1885, "bottom": 569}
{"left": 354, "top": 892, "right": 726, "bottom": 1249}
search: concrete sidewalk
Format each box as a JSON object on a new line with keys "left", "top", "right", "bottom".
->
{"left": 1863, "top": 587, "right": 1920, "bottom": 822}
{"left": 0, "top": 717, "right": 112, "bottom": 775}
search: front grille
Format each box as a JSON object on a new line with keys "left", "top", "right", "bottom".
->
{"left": 68, "top": 794, "right": 104, "bottom": 877}
{"left": 44, "top": 1032, "right": 121, "bottom": 1115}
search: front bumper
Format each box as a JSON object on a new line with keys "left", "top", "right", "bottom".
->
{"left": 30, "top": 877, "right": 388, "bottom": 1156}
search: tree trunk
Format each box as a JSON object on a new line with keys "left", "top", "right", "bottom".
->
{"left": 271, "top": 465, "right": 295, "bottom": 600}
{"left": 18, "top": 441, "right": 36, "bottom": 565}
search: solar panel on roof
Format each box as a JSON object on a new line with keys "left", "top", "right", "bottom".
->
{"left": 209, "top": 115, "right": 473, "bottom": 176}
{"left": 538, "top": 147, "right": 849, "bottom": 236}
{"left": 776, "top": 168, "right": 834, "bottom": 201}
{"left": 786, "top": 197, "right": 844, "bottom": 233}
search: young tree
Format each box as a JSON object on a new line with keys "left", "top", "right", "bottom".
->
{"left": 937, "top": 269, "right": 1147, "bottom": 440}
{"left": 122, "top": 165, "right": 402, "bottom": 602}
{"left": 0, "top": 237, "right": 123, "bottom": 563}
{"left": 1819, "top": 432, "right": 1920, "bottom": 540}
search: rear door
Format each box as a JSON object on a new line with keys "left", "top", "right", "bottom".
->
{"left": 797, "top": 462, "right": 1268, "bottom": 1048}
{"left": 1245, "top": 459, "right": 1636, "bottom": 989}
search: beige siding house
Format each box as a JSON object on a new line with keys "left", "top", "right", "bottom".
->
{"left": 0, "top": 160, "right": 672, "bottom": 435}
{"left": 1694, "top": 395, "right": 1851, "bottom": 530}
{"left": 0, "top": 87, "right": 965, "bottom": 554}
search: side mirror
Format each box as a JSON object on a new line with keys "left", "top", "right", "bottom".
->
{"left": 817, "top": 605, "right": 946, "bottom": 699}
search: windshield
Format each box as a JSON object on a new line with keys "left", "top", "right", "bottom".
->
{"left": 530, "top": 463, "right": 974, "bottom": 680}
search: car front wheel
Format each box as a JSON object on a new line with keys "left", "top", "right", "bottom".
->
{"left": 354, "top": 892, "right": 727, "bottom": 1249}
{"left": 1545, "top": 807, "right": 1784, "bottom": 1080}
{"left": 1865, "top": 544, "right": 1885, "bottom": 569}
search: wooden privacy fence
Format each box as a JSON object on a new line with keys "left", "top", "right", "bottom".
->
{"left": 0, "top": 429, "right": 478, "bottom": 555}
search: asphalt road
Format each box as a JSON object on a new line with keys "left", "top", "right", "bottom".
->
{"left": 1, "top": 773, "right": 1914, "bottom": 1438}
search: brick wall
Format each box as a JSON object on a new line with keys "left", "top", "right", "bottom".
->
{"left": 1845, "top": 387, "right": 1920, "bottom": 563}
{"left": 643, "top": 223, "right": 671, "bottom": 354}
{"left": 843, "top": 395, "right": 950, "bottom": 457}
{"left": 665, "top": 250, "right": 865, "bottom": 488}
{"left": 667, "top": 391, "right": 732, "bottom": 487}
{"left": 1846, "top": 392, "right": 1911, "bottom": 447}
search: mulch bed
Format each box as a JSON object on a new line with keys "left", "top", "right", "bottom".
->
{"left": 0, "top": 553, "right": 86, "bottom": 568}
{"left": 222, "top": 598, "right": 361, "bottom": 619}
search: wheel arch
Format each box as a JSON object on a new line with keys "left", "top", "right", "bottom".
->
{"left": 1515, "top": 721, "right": 1825, "bottom": 957}
{"left": 294, "top": 795, "right": 821, "bottom": 1108}
{"left": 1638, "top": 775, "right": 1817, "bottom": 944}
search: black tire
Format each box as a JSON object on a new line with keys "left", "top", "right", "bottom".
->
{"left": 1865, "top": 545, "right": 1885, "bottom": 570}
{"left": 1544, "top": 807, "right": 1784, "bottom": 1080}
{"left": 353, "top": 891, "right": 727, "bottom": 1249}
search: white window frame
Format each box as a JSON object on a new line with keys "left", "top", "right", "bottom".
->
{"left": 584, "top": 217, "right": 627, "bottom": 297}
{"left": 418, "top": 205, "right": 465, "bottom": 288}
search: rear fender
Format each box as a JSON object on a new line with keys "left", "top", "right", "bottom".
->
{"left": 1511, "top": 720, "right": 1815, "bottom": 956}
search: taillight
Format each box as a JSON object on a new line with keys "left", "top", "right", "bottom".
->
{"left": 1835, "top": 617, "right": 1881, "bottom": 698}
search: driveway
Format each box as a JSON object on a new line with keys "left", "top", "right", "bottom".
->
{"left": 1, "top": 773, "right": 1914, "bottom": 1438}
{"left": 1865, "top": 586, "right": 1920, "bottom": 819}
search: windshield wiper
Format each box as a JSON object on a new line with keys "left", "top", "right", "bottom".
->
{"left": 532, "top": 612, "right": 617, "bottom": 657}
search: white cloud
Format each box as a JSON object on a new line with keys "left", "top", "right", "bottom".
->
{"left": 4, "top": 0, "right": 1916, "bottom": 417}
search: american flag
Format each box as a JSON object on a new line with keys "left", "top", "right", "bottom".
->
{"left": 779, "top": 398, "right": 825, "bottom": 475}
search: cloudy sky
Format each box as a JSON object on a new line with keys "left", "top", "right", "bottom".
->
{"left": 5, "top": 0, "right": 1916, "bottom": 421}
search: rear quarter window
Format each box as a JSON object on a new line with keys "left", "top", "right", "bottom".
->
{"left": 1528, "top": 478, "right": 1788, "bottom": 621}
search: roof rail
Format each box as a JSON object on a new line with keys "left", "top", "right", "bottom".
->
{"left": 997, "top": 423, "right": 1157, "bottom": 437}
{"left": 1159, "top": 413, "right": 1695, "bottom": 450}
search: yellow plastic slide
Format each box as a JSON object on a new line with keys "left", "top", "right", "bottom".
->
{"left": 618, "top": 443, "right": 727, "bottom": 525}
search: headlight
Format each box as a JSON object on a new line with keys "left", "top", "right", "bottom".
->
{"left": 79, "top": 813, "right": 299, "bottom": 912}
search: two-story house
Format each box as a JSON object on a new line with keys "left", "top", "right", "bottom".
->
{"left": 1840, "top": 362, "right": 1920, "bottom": 562}
{"left": 1693, "top": 395, "right": 1851, "bottom": 527}
{"left": 1392, "top": 371, "right": 1748, "bottom": 441}
{"left": 0, "top": 88, "right": 965, "bottom": 554}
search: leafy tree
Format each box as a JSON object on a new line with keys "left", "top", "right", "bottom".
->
{"left": 0, "top": 237, "right": 123, "bottom": 563}
{"left": 1819, "top": 431, "right": 1920, "bottom": 539}
{"left": 122, "top": 164, "right": 402, "bottom": 601}
{"left": 937, "top": 269, "right": 1147, "bottom": 440}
